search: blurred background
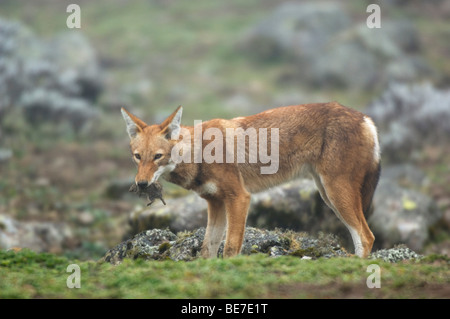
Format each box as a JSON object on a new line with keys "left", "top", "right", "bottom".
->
{"left": 0, "top": 0, "right": 449, "bottom": 259}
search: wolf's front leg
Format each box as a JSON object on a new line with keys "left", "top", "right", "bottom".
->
{"left": 201, "top": 198, "right": 226, "bottom": 258}
{"left": 223, "top": 191, "right": 251, "bottom": 258}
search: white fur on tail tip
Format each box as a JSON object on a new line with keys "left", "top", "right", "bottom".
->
{"left": 363, "top": 116, "right": 380, "bottom": 163}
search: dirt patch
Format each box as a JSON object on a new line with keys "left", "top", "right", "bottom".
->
{"left": 267, "top": 281, "right": 450, "bottom": 299}
{"left": 30, "top": 140, "right": 130, "bottom": 191}
{"left": 268, "top": 279, "right": 380, "bottom": 299}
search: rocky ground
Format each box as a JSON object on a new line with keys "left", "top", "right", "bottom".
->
{"left": 103, "top": 226, "right": 423, "bottom": 265}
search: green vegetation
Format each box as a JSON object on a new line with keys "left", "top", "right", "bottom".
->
{"left": 1, "top": 249, "right": 448, "bottom": 298}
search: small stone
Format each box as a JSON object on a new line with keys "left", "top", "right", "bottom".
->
{"left": 78, "top": 211, "right": 95, "bottom": 225}
{"left": 0, "top": 148, "right": 12, "bottom": 163}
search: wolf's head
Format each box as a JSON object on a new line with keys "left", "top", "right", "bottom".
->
{"left": 121, "top": 106, "right": 182, "bottom": 190}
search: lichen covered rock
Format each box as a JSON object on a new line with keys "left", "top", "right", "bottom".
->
{"left": 370, "top": 245, "right": 423, "bottom": 263}
{"left": 102, "top": 227, "right": 350, "bottom": 265}
{"left": 103, "top": 228, "right": 177, "bottom": 265}
{"left": 103, "top": 226, "right": 425, "bottom": 265}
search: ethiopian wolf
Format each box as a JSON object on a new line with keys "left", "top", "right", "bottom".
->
{"left": 121, "top": 102, "right": 380, "bottom": 258}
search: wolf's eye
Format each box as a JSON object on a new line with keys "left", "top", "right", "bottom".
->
{"left": 134, "top": 154, "right": 141, "bottom": 160}
{"left": 154, "top": 153, "right": 163, "bottom": 160}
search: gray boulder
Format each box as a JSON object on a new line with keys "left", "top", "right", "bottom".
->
{"left": 239, "top": 2, "right": 351, "bottom": 61}
{"left": 0, "top": 18, "right": 33, "bottom": 125}
{"left": 239, "top": 2, "right": 431, "bottom": 90}
{"left": 0, "top": 148, "right": 12, "bottom": 163}
{"left": 46, "top": 32, "right": 103, "bottom": 102}
{"left": 0, "top": 18, "right": 103, "bottom": 133}
{"left": 380, "top": 164, "right": 429, "bottom": 189}
{"left": 20, "top": 88, "right": 98, "bottom": 132}
{"left": 128, "top": 193, "right": 208, "bottom": 234}
{"left": 366, "top": 82, "right": 450, "bottom": 162}
{"left": 307, "top": 21, "right": 430, "bottom": 90}
{"left": 104, "top": 177, "right": 136, "bottom": 199}
{"left": 369, "top": 164, "right": 441, "bottom": 252}
{"left": 248, "top": 179, "right": 334, "bottom": 232}
{"left": 0, "top": 214, "right": 76, "bottom": 253}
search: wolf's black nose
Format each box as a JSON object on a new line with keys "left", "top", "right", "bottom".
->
{"left": 137, "top": 181, "right": 149, "bottom": 189}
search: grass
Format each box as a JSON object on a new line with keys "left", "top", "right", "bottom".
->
{"left": 1, "top": 249, "right": 449, "bottom": 298}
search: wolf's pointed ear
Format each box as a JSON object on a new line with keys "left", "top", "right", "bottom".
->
{"left": 121, "top": 108, "right": 148, "bottom": 139}
{"left": 160, "top": 105, "right": 183, "bottom": 139}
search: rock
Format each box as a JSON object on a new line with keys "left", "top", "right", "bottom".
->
{"left": 47, "top": 32, "right": 103, "bottom": 102}
{"left": 369, "top": 176, "right": 441, "bottom": 252}
{"left": 286, "top": 231, "right": 348, "bottom": 259}
{"left": 169, "top": 228, "right": 205, "bottom": 261}
{"left": 366, "top": 82, "right": 450, "bottom": 162}
{"left": 127, "top": 194, "right": 208, "bottom": 234}
{"left": 103, "top": 227, "right": 348, "bottom": 265}
{"left": 0, "top": 214, "right": 76, "bottom": 253}
{"left": 380, "top": 164, "right": 429, "bottom": 189}
{"left": 0, "top": 18, "right": 103, "bottom": 133}
{"left": 77, "top": 211, "right": 95, "bottom": 226}
{"left": 0, "top": 18, "right": 32, "bottom": 124}
{"left": 303, "top": 21, "right": 430, "bottom": 90}
{"left": 238, "top": 2, "right": 351, "bottom": 61}
{"left": 0, "top": 148, "right": 12, "bottom": 163}
{"left": 104, "top": 226, "right": 423, "bottom": 265}
{"left": 20, "top": 88, "right": 98, "bottom": 132}
{"left": 247, "top": 179, "right": 338, "bottom": 235}
{"left": 103, "top": 228, "right": 177, "bottom": 265}
{"left": 239, "top": 3, "right": 431, "bottom": 90}
{"left": 370, "top": 245, "right": 423, "bottom": 263}
{"left": 232, "top": 227, "right": 290, "bottom": 256}
{"left": 104, "top": 177, "right": 136, "bottom": 199}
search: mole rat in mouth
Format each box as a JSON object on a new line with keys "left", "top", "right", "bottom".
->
{"left": 128, "top": 181, "right": 166, "bottom": 206}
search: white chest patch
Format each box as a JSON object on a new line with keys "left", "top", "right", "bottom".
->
{"left": 200, "top": 182, "right": 218, "bottom": 196}
{"left": 151, "top": 163, "right": 177, "bottom": 183}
